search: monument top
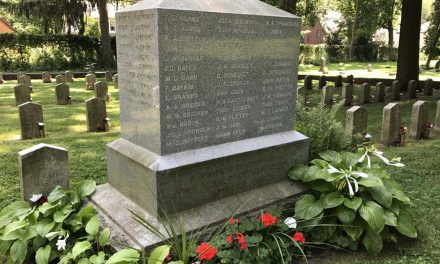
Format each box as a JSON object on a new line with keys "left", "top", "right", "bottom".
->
{"left": 120, "top": 0, "right": 296, "bottom": 18}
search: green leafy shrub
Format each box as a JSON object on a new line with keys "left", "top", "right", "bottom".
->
{"left": 0, "top": 181, "right": 140, "bottom": 264}
{"left": 295, "top": 98, "right": 349, "bottom": 160}
{"left": 289, "top": 147, "right": 417, "bottom": 256}
{"left": 299, "top": 44, "right": 327, "bottom": 65}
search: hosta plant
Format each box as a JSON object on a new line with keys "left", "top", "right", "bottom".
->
{"left": 288, "top": 147, "right": 417, "bottom": 256}
{"left": 0, "top": 181, "right": 140, "bottom": 264}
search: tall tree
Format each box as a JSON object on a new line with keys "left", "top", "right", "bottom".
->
{"left": 423, "top": 0, "right": 440, "bottom": 69}
{"left": 377, "top": 0, "right": 401, "bottom": 46}
{"left": 93, "top": 0, "right": 114, "bottom": 69}
{"left": 396, "top": 0, "right": 423, "bottom": 85}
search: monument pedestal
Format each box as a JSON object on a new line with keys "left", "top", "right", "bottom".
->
{"left": 91, "top": 131, "right": 308, "bottom": 250}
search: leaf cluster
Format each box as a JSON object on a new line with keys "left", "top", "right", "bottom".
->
{"left": 289, "top": 150, "right": 417, "bottom": 256}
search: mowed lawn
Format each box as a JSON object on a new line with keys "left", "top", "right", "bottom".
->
{"left": 0, "top": 77, "right": 440, "bottom": 263}
{"left": 0, "top": 78, "right": 121, "bottom": 208}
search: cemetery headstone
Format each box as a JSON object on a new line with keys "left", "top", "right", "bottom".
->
{"left": 345, "top": 106, "right": 368, "bottom": 137}
{"left": 407, "top": 80, "right": 417, "bottom": 99}
{"left": 375, "top": 82, "right": 385, "bottom": 102}
{"left": 113, "top": 74, "right": 119, "bottom": 89}
{"left": 105, "top": 71, "right": 113, "bottom": 82}
{"left": 435, "top": 101, "right": 440, "bottom": 134}
{"left": 367, "top": 64, "right": 372, "bottom": 72}
{"left": 335, "top": 75, "right": 343, "bottom": 88}
{"left": 390, "top": 80, "right": 401, "bottom": 101}
{"left": 18, "top": 144, "right": 68, "bottom": 201}
{"left": 91, "top": 0, "right": 309, "bottom": 249}
{"left": 381, "top": 103, "right": 401, "bottom": 146}
{"left": 304, "top": 75, "right": 312, "bottom": 90}
{"left": 94, "top": 81, "right": 109, "bottom": 101}
{"left": 321, "top": 85, "right": 334, "bottom": 106}
{"left": 424, "top": 78, "right": 433, "bottom": 96}
{"left": 85, "top": 74, "right": 96, "bottom": 90}
{"left": 318, "top": 75, "right": 327, "bottom": 89}
{"left": 347, "top": 75, "right": 354, "bottom": 85}
{"left": 0, "top": 72, "right": 3, "bottom": 82}
{"left": 409, "top": 100, "right": 429, "bottom": 139}
{"left": 17, "top": 72, "right": 25, "bottom": 80}
{"left": 42, "top": 72, "right": 52, "bottom": 83}
{"left": 359, "top": 83, "right": 371, "bottom": 104}
{"left": 18, "top": 102, "right": 44, "bottom": 139}
{"left": 65, "top": 71, "right": 74, "bottom": 82}
{"left": 342, "top": 84, "right": 353, "bottom": 106}
{"left": 435, "top": 61, "right": 440, "bottom": 70}
{"left": 319, "top": 57, "right": 327, "bottom": 72}
{"left": 55, "top": 84, "right": 71, "bottom": 105}
{"left": 18, "top": 75, "right": 32, "bottom": 92}
{"left": 14, "top": 84, "right": 31, "bottom": 106}
{"left": 55, "top": 74, "right": 67, "bottom": 85}
{"left": 85, "top": 97, "right": 107, "bottom": 132}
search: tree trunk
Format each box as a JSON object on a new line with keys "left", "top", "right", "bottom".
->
{"left": 387, "top": 19, "right": 394, "bottom": 46}
{"left": 349, "top": 0, "right": 361, "bottom": 61}
{"left": 396, "top": 0, "right": 422, "bottom": 86}
{"left": 78, "top": 12, "right": 85, "bottom": 35}
{"left": 425, "top": 57, "right": 432, "bottom": 69}
{"left": 96, "top": 0, "right": 113, "bottom": 69}
{"left": 280, "top": 0, "right": 297, "bottom": 14}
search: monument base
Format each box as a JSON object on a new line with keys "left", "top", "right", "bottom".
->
{"left": 105, "top": 131, "right": 309, "bottom": 217}
{"left": 91, "top": 180, "right": 308, "bottom": 251}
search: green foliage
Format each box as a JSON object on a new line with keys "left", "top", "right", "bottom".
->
{"left": 211, "top": 210, "right": 306, "bottom": 264}
{"left": 0, "top": 181, "right": 140, "bottom": 264}
{"left": 423, "top": 0, "right": 440, "bottom": 62}
{"left": 299, "top": 44, "right": 327, "bottom": 65}
{"left": 295, "top": 98, "right": 348, "bottom": 160}
{"left": 0, "top": 33, "right": 116, "bottom": 71}
{"left": 325, "top": 27, "right": 348, "bottom": 62}
{"left": 84, "top": 18, "right": 101, "bottom": 38}
{"left": 289, "top": 149, "right": 417, "bottom": 256}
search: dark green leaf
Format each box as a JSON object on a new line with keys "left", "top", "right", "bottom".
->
{"left": 85, "top": 216, "right": 100, "bottom": 235}
{"left": 148, "top": 245, "right": 170, "bottom": 264}
{"left": 72, "top": 241, "right": 91, "bottom": 259}
{"left": 362, "top": 228, "right": 383, "bottom": 256}
{"left": 36, "top": 245, "right": 51, "bottom": 264}
{"left": 384, "top": 210, "right": 398, "bottom": 227}
{"left": 295, "top": 194, "right": 324, "bottom": 220}
{"left": 344, "top": 197, "right": 362, "bottom": 211}
{"left": 370, "top": 186, "right": 393, "bottom": 208}
{"left": 323, "top": 192, "right": 345, "bottom": 209}
{"left": 47, "top": 186, "right": 66, "bottom": 203}
{"left": 107, "top": 249, "right": 140, "bottom": 264}
{"left": 396, "top": 208, "right": 417, "bottom": 238}
{"left": 336, "top": 205, "right": 356, "bottom": 224}
{"left": 359, "top": 202, "right": 385, "bottom": 234}
{"left": 76, "top": 181, "right": 96, "bottom": 199}
{"left": 319, "top": 150, "right": 342, "bottom": 163}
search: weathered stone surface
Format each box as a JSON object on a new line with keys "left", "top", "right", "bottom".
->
{"left": 304, "top": 75, "right": 312, "bottom": 90}
{"left": 407, "top": 80, "right": 418, "bottom": 99}
{"left": 409, "top": 101, "right": 429, "bottom": 139}
{"left": 435, "top": 101, "right": 440, "bottom": 133}
{"left": 85, "top": 97, "right": 107, "bottom": 132}
{"left": 375, "top": 82, "right": 385, "bottom": 102}
{"left": 359, "top": 83, "right": 371, "bottom": 104}
{"left": 113, "top": 74, "right": 119, "bottom": 89}
{"left": 367, "top": 64, "right": 372, "bottom": 72}
{"left": 55, "top": 75, "right": 67, "bottom": 85}
{"left": 85, "top": 74, "right": 96, "bottom": 90}
{"left": 318, "top": 75, "right": 327, "bottom": 89}
{"left": 342, "top": 84, "right": 353, "bottom": 106}
{"left": 17, "top": 72, "right": 26, "bottom": 80}
{"left": 381, "top": 103, "right": 401, "bottom": 146}
{"left": 347, "top": 75, "right": 354, "bottom": 85}
{"left": 345, "top": 106, "right": 368, "bottom": 137}
{"left": 18, "top": 102, "right": 44, "bottom": 139}
{"left": 321, "top": 85, "right": 333, "bottom": 106}
{"left": 18, "top": 144, "right": 68, "bottom": 201}
{"left": 18, "top": 75, "right": 32, "bottom": 89}
{"left": 390, "top": 80, "right": 401, "bottom": 101}
{"left": 42, "top": 72, "right": 52, "bottom": 83}
{"left": 94, "top": 81, "right": 109, "bottom": 100}
{"left": 106, "top": 131, "right": 308, "bottom": 216}
{"left": 65, "top": 71, "right": 74, "bottom": 83}
{"left": 105, "top": 71, "right": 113, "bottom": 82}
{"left": 55, "top": 84, "right": 71, "bottom": 105}
{"left": 335, "top": 75, "right": 343, "bottom": 88}
{"left": 116, "top": 2, "right": 301, "bottom": 155}
{"left": 14, "top": 84, "right": 31, "bottom": 106}
{"left": 424, "top": 78, "right": 433, "bottom": 96}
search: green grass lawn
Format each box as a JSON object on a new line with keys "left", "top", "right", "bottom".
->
{"left": 0, "top": 78, "right": 121, "bottom": 209}
{"left": 299, "top": 61, "right": 440, "bottom": 81}
{"left": 1, "top": 77, "right": 440, "bottom": 263}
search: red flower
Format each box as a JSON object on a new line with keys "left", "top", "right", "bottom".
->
{"left": 260, "top": 213, "right": 278, "bottom": 227}
{"left": 239, "top": 242, "right": 248, "bottom": 250}
{"left": 38, "top": 196, "right": 48, "bottom": 205}
{"left": 293, "top": 232, "right": 305, "bottom": 244}
{"left": 165, "top": 254, "right": 172, "bottom": 262}
{"left": 235, "top": 232, "right": 246, "bottom": 244}
{"left": 226, "top": 234, "right": 233, "bottom": 243}
{"left": 228, "top": 218, "right": 239, "bottom": 225}
{"left": 196, "top": 242, "right": 217, "bottom": 261}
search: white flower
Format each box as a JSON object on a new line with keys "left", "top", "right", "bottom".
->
{"left": 56, "top": 235, "right": 68, "bottom": 251}
{"left": 327, "top": 165, "right": 369, "bottom": 198}
{"left": 29, "top": 193, "right": 43, "bottom": 202}
{"left": 358, "top": 147, "right": 405, "bottom": 168}
{"left": 364, "top": 133, "right": 372, "bottom": 139}
{"left": 284, "top": 217, "right": 297, "bottom": 229}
